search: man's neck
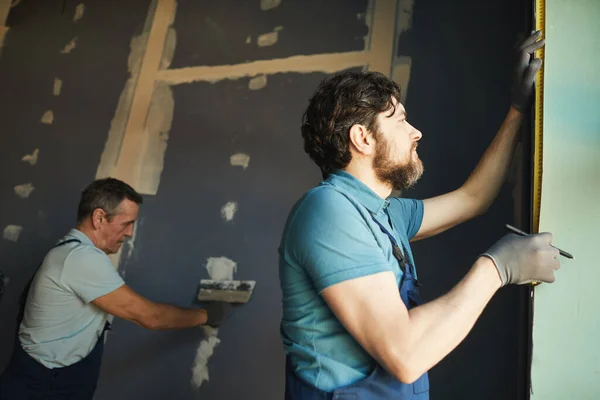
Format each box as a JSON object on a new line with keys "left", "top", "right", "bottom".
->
{"left": 343, "top": 163, "right": 392, "bottom": 199}
{"left": 75, "top": 223, "right": 102, "bottom": 250}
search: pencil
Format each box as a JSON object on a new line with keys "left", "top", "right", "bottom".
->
{"left": 504, "top": 224, "right": 574, "bottom": 259}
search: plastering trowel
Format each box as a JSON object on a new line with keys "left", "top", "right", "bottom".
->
{"left": 196, "top": 279, "right": 256, "bottom": 303}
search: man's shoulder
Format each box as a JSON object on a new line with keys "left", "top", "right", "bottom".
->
{"left": 291, "top": 184, "right": 363, "bottom": 222}
{"left": 62, "top": 242, "right": 111, "bottom": 269}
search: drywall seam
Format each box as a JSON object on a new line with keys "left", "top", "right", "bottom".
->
{"left": 0, "top": 0, "right": 9, "bottom": 55}
{"left": 73, "top": 3, "right": 85, "bottom": 22}
{"left": 0, "top": 0, "right": 10, "bottom": 27}
{"left": 22, "top": 148, "right": 39, "bottom": 165}
{"left": 3, "top": 225, "right": 22, "bottom": 242}
{"left": 14, "top": 183, "right": 34, "bottom": 198}
{"left": 111, "top": 0, "right": 176, "bottom": 191}
{"left": 60, "top": 37, "right": 78, "bottom": 54}
{"left": 392, "top": 0, "right": 414, "bottom": 103}
{"left": 136, "top": 81, "right": 173, "bottom": 195}
{"left": 230, "top": 153, "right": 250, "bottom": 169}
{"left": 367, "top": 0, "right": 397, "bottom": 75}
{"left": 41, "top": 110, "right": 54, "bottom": 124}
{"left": 53, "top": 78, "right": 63, "bottom": 96}
{"left": 156, "top": 51, "right": 369, "bottom": 85}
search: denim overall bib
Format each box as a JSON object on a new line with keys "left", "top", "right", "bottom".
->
{"left": 285, "top": 213, "right": 430, "bottom": 399}
{"left": 0, "top": 238, "right": 111, "bottom": 400}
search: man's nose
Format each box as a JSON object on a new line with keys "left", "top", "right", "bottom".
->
{"left": 411, "top": 123, "right": 422, "bottom": 141}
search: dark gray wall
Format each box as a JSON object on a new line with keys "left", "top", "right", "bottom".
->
{"left": 1, "top": 1, "right": 530, "bottom": 399}
{"left": 405, "top": 0, "right": 530, "bottom": 398}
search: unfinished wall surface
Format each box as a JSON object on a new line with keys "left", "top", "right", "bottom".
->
{"left": 0, "top": 0, "right": 151, "bottom": 365}
{"left": 1, "top": 0, "right": 530, "bottom": 399}
{"left": 531, "top": 0, "right": 600, "bottom": 398}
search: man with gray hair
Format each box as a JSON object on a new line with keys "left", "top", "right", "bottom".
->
{"left": 0, "top": 178, "right": 230, "bottom": 399}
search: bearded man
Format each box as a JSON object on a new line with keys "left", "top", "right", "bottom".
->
{"left": 278, "top": 32, "right": 561, "bottom": 400}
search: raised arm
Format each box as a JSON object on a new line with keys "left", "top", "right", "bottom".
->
{"left": 413, "top": 31, "right": 545, "bottom": 241}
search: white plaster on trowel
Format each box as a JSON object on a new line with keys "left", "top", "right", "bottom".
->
{"left": 14, "top": 183, "right": 34, "bottom": 198}
{"left": 41, "top": 110, "right": 54, "bottom": 124}
{"left": 260, "top": 0, "right": 281, "bottom": 11}
{"left": 22, "top": 148, "right": 39, "bottom": 166}
{"left": 73, "top": 3, "right": 85, "bottom": 22}
{"left": 248, "top": 74, "right": 267, "bottom": 90}
{"left": 257, "top": 26, "right": 283, "bottom": 47}
{"left": 3, "top": 225, "right": 23, "bottom": 242}
{"left": 221, "top": 202, "right": 238, "bottom": 222}
{"left": 60, "top": 37, "right": 78, "bottom": 54}
{"left": 230, "top": 153, "right": 250, "bottom": 169}
{"left": 205, "top": 257, "right": 237, "bottom": 281}
{"left": 53, "top": 78, "right": 63, "bottom": 96}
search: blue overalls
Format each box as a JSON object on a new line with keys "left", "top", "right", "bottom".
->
{"left": 285, "top": 215, "right": 430, "bottom": 400}
{"left": 0, "top": 238, "right": 111, "bottom": 400}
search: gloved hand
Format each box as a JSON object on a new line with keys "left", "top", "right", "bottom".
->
{"left": 510, "top": 30, "right": 545, "bottom": 112}
{"left": 481, "top": 232, "right": 561, "bottom": 286}
{"left": 204, "top": 302, "right": 233, "bottom": 328}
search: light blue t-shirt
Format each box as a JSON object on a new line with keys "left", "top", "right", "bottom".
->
{"left": 279, "top": 170, "right": 424, "bottom": 392}
{"left": 19, "top": 229, "right": 125, "bottom": 369}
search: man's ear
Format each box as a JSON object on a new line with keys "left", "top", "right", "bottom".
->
{"left": 348, "top": 124, "right": 376, "bottom": 156}
{"left": 91, "top": 208, "right": 106, "bottom": 230}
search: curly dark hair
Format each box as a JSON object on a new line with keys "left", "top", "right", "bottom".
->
{"left": 77, "top": 178, "right": 143, "bottom": 224}
{"left": 301, "top": 71, "right": 402, "bottom": 178}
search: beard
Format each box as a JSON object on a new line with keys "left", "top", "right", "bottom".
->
{"left": 373, "top": 140, "right": 424, "bottom": 191}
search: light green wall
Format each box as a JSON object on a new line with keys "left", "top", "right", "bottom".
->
{"left": 531, "top": 0, "right": 600, "bottom": 398}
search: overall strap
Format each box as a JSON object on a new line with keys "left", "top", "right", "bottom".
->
{"left": 370, "top": 215, "right": 415, "bottom": 277}
{"left": 16, "top": 238, "right": 82, "bottom": 325}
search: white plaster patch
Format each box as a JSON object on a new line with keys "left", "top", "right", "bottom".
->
{"left": 245, "top": 35, "right": 251, "bottom": 44}
{"left": 41, "top": 110, "right": 54, "bottom": 124}
{"left": 230, "top": 153, "right": 250, "bottom": 169}
{"left": 191, "top": 327, "right": 221, "bottom": 388}
{"left": 221, "top": 202, "right": 238, "bottom": 222}
{"left": 192, "top": 255, "right": 238, "bottom": 388}
{"left": 60, "top": 37, "right": 78, "bottom": 54}
{"left": 248, "top": 74, "right": 267, "bottom": 90}
{"left": 22, "top": 148, "right": 39, "bottom": 166}
{"left": 73, "top": 3, "right": 85, "bottom": 22}
{"left": 3, "top": 225, "right": 23, "bottom": 242}
{"left": 205, "top": 257, "right": 237, "bottom": 281}
{"left": 260, "top": 0, "right": 281, "bottom": 11}
{"left": 14, "top": 183, "right": 35, "bottom": 198}
{"left": 257, "top": 26, "right": 283, "bottom": 47}
{"left": 53, "top": 78, "right": 63, "bottom": 96}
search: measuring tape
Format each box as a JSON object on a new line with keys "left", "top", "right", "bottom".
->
{"left": 532, "top": 0, "right": 546, "bottom": 234}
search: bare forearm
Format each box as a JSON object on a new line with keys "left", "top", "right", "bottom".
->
{"left": 142, "top": 303, "right": 207, "bottom": 330}
{"left": 462, "top": 107, "right": 523, "bottom": 213}
{"left": 400, "top": 258, "right": 501, "bottom": 380}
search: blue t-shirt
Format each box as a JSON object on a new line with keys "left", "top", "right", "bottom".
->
{"left": 279, "top": 170, "right": 424, "bottom": 391}
{"left": 19, "top": 229, "right": 125, "bottom": 368}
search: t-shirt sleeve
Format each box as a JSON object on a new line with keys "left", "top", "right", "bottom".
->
{"left": 387, "top": 197, "right": 424, "bottom": 240}
{"left": 284, "top": 188, "right": 392, "bottom": 293}
{"left": 61, "top": 247, "right": 125, "bottom": 303}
